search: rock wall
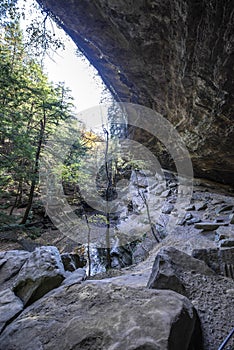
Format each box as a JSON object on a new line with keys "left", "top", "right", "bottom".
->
{"left": 36, "top": 0, "right": 234, "bottom": 185}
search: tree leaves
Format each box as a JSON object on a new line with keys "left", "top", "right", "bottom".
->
{"left": 0, "top": 22, "right": 76, "bottom": 220}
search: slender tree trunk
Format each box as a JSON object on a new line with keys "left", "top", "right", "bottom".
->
{"left": 84, "top": 212, "right": 92, "bottom": 277}
{"left": 105, "top": 211, "right": 111, "bottom": 270}
{"left": 76, "top": 186, "right": 92, "bottom": 276}
{"left": 103, "top": 127, "right": 112, "bottom": 270}
{"left": 142, "top": 191, "right": 160, "bottom": 243}
{"left": 135, "top": 171, "right": 160, "bottom": 243}
{"left": 10, "top": 181, "right": 21, "bottom": 215}
{"left": 21, "top": 115, "right": 45, "bottom": 224}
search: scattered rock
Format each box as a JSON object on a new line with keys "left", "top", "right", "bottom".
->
{"left": 226, "top": 289, "right": 234, "bottom": 296}
{"left": 154, "top": 184, "right": 165, "bottom": 195}
{"left": 185, "top": 204, "right": 196, "bottom": 211}
{"left": 185, "top": 213, "right": 193, "bottom": 220}
{"left": 229, "top": 213, "right": 234, "bottom": 224}
{"left": 0, "top": 283, "right": 202, "bottom": 350}
{"left": 160, "top": 189, "right": 171, "bottom": 198}
{"left": 196, "top": 202, "right": 208, "bottom": 211}
{"left": 17, "top": 238, "right": 41, "bottom": 252}
{"left": 219, "top": 239, "right": 234, "bottom": 248}
{"left": 216, "top": 225, "right": 234, "bottom": 239}
{"left": 61, "top": 252, "right": 86, "bottom": 272}
{"left": 177, "top": 213, "right": 193, "bottom": 225}
{"left": 110, "top": 244, "right": 133, "bottom": 268}
{"left": 13, "top": 246, "right": 66, "bottom": 306}
{"left": 216, "top": 204, "right": 234, "bottom": 214}
{"left": 187, "top": 217, "right": 201, "bottom": 225}
{"left": 132, "top": 233, "right": 156, "bottom": 264}
{"left": 0, "top": 289, "right": 23, "bottom": 333}
{"left": 215, "top": 232, "right": 226, "bottom": 242}
{"left": 168, "top": 182, "right": 177, "bottom": 188}
{"left": 215, "top": 217, "right": 225, "bottom": 223}
{"left": 162, "top": 203, "right": 174, "bottom": 214}
{"left": 194, "top": 222, "right": 224, "bottom": 231}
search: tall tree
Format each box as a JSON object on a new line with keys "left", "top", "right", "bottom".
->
{"left": 0, "top": 22, "right": 74, "bottom": 222}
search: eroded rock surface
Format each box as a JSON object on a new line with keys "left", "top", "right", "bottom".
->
{"left": 192, "top": 247, "right": 234, "bottom": 279}
{"left": 0, "top": 250, "right": 30, "bottom": 292}
{"left": 36, "top": 0, "right": 234, "bottom": 185}
{"left": 0, "top": 180, "right": 234, "bottom": 349}
{"left": 13, "top": 246, "right": 66, "bottom": 306}
{"left": 147, "top": 246, "right": 214, "bottom": 295}
{"left": 147, "top": 247, "right": 234, "bottom": 350}
{"left": 0, "top": 289, "right": 23, "bottom": 333}
{"left": 0, "top": 283, "right": 201, "bottom": 350}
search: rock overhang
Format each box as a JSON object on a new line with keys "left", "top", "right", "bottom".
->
{"left": 36, "top": 0, "right": 234, "bottom": 185}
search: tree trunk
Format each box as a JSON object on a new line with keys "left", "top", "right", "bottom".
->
{"left": 10, "top": 181, "right": 21, "bottom": 215}
{"left": 21, "top": 115, "right": 45, "bottom": 224}
{"left": 103, "top": 128, "right": 112, "bottom": 270}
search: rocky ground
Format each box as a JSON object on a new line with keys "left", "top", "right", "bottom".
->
{"left": 0, "top": 176, "right": 234, "bottom": 349}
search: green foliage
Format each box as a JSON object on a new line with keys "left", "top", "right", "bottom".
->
{"left": 0, "top": 22, "right": 79, "bottom": 222}
{"left": 0, "top": 0, "right": 64, "bottom": 57}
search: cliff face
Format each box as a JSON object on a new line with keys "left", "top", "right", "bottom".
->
{"left": 37, "top": 0, "right": 234, "bottom": 185}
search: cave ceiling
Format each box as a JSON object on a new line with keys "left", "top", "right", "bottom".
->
{"left": 36, "top": 0, "right": 234, "bottom": 185}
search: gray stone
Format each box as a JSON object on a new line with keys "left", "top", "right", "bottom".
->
{"left": 34, "top": 0, "right": 234, "bottom": 185}
{"left": 0, "top": 250, "right": 30, "bottom": 292}
{"left": 194, "top": 222, "right": 222, "bottom": 231}
{"left": 61, "top": 268, "right": 86, "bottom": 287}
{"left": 0, "top": 282, "right": 202, "bottom": 350}
{"left": 110, "top": 245, "right": 132, "bottom": 268}
{"left": 215, "top": 232, "right": 226, "bottom": 242}
{"left": 187, "top": 217, "right": 201, "bottom": 225}
{"left": 148, "top": 254, "right": 186, "bottom": 296}
{"left": 0, "top": 289, "right": 23, "bottom": 333}
{"left": 147, "top": 247, "right": 214, "bottom": 296}
{"left": 161, "top": 203, "right": 174, "bottom": 214}
{"left": 185, "top": 204, "right": 196, "bottom": 211}
{"left": 160, "top": 189, "right": 171, "bottom": 198}
{"left": 219, "top": 239, "right": 234, "bottom": 248}
{"left": 132, "top": 234, "right": 156, "bottom": 264}
{"left": 195, "top": 202, "right": 208, "bottom": 211}
{"left": 216, "top": 225, "right": 234, "bottom": 239}
{"left": 168, "top": 182, "right": 177, "bottom": 188}
{"left": 215, "top": 217, "right": 225, "bottom": 223}
{"left": 229, "top": 213, "right": 234, "bottom": 224}
{"left": 216, "top": 204, "right": 234, "bottom": 214}
{"left": 192, "top": 247, "right": 234, "bottom": 279}
{"left": 13, "top": 246, "right": 65, "bottom": 306}
{"left": 177, "top": 213, "right": 193, "bottom": 226}
{"left": 185, "top": 213, "right": 193, "bottom": 221}
{"left": 61, "top": 252, "right": 86, "bottom": 272}
{"left": 154, "top": 184, "right": 165, "bottom": 195}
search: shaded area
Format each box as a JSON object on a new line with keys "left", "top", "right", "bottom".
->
{"left": 36, "top": 0, "right": 234, "bottom": 185}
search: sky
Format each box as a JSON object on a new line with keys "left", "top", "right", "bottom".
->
{"left": 43, "top": 32, "right": 105, "bottom": 113}
{"left": 19, "top": 0, "right": 107, "bottom": 114}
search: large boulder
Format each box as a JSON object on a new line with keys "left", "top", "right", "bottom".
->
{"left": 148, "top": 246, "right": 234, "bottom": 350}
{"left": 192, "top": 247, "right": 234, "bottom": 279}
{"left": 0, "top": 289, "right": 23, "bottom": 333}
{"left": 13, "top": 246, "right": 66, "bottom": 306}
{"left": 0, "top": 250, "right": 30, "bottom": 292}
{"left": 0, "top": 282, "right": 202, "bottom": 350}
{"left": 147, "top": 246, "right": 214, "bottom": 295}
